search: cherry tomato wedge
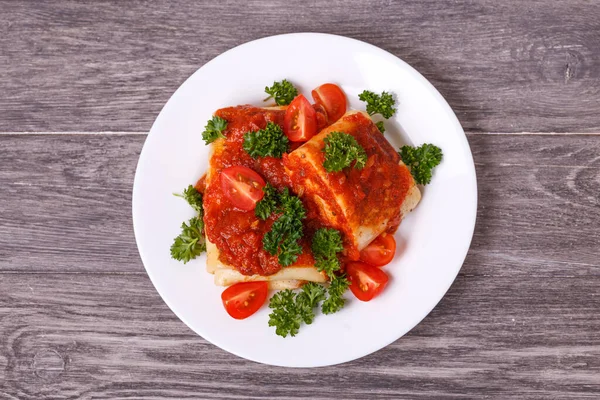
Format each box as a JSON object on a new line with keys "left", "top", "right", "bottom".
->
{"left": 221, "top": 281, "right": 269, "bottom": 320}
{"left": 284, "top": 94, "right": 317, "bottom": 142}
{"left": 311, "top": 83, "right": 347, "bottom": 123}
{"left": 359, "top": 234, "right": 397, "bottom": 267}
{"left": 346, "top": 262, "right": 389, "bottom": 302}
{"left": 313, "top": 103, "right": 329, "bottom": 131}
{"left": 220, "top": 166, "right": 265, "bottom": 211}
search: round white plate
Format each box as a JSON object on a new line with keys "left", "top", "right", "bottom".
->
{"left": 132, "top": 33, "right": 477, "bottom": 367}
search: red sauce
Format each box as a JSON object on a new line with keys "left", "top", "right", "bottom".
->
{"left": 284, "top": 112, "right": 412, "bottom": 261}
{"left": 203, "top": 106, "right": 411, "bottom": 276}
{"left": 194, "top": 175, "right": 207, "bottom": 194}
{"left": 203, "top": 106, "right": 313, "bottom": 276}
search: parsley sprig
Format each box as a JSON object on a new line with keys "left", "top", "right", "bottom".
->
{"left": 322, "top": 275, "right": 350, "bottom": 315}
{"left": 399, "top": 144, "right": 443, "bottom": 185}
{"left": 268, "top": 277, "right": 349, "bottom": 337}
{"left": 202, "top": 116, "right": 228, "bottom": 145}
{"left": 268, "top": 283, "right": 325, "bottom": 337}
{"left": 358, "top": 90, "right": 396, "bottom": 119}
{"left": 171, "top": 185, "right": 206, "bottom": 263}
{"left": 255, "top": 183, "right": 279, "bottom": 220}
{"left": 173, "top": 184, "right": 203, "bottom": 214}
{"left": 262, "top": 188, "right": 306, "bottom": 267}
{"left": 243, "top": 122, "right": 289, "bottom": 159}
{"left": 322, "top": 131, "right": 367, "bottom": 172}
{"left": 264, "top": 79, "right": 298, "bottom": 106}
{"left": 375, "top": 121, "right": 386, "bottom": 134}
{"left": 311, "top": 228, "right": 344, "bottom": 279}
{"left": 170, "top": 217, "right": 206, "bottom": 263}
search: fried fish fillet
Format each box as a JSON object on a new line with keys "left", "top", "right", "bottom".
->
{"left": 204, "top": 107, "right": 419, "bottom": 287}
{"left": 203, "top": 106, "right": 326, "bottom": 289}
{"left": 283, "top": 110, "right": 420, "bottom": 260}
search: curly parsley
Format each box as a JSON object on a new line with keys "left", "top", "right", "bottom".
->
{"left": 358, "top": 90, "right": 396, "bottom": 119}
{"left": 322, "top": 275, "right": 350, "bottom": 315}
{"left": 322, "top": 131, "right": 367, "bottom": 172}
{"left": 311, "top": 228, "right": 344, "bottom": 279}
{"left": 399, "top": 143, "right": 443, "bottom": 185}
{"left": 202, "top": 116, "right": 228, "bottom": 145}
{"left": 243, "top": 122, "right": 289, "bottom": 159}
{"left": 255, "top": 183, "right": 279, "bottom": 220}
{"left": 173, "top": 185, "right": 203, "bottom": 215}
{"left": 268, "top": 290, "right": 302, "bottom": 337}
{"left": 264, "top": 79, "right": 299, "bottom": 106}
{"left": 268, "top": 283, "right": 326, "bottom": 337}
{"left": 296, "top": 283, "right": 327, "bottom": 325}
{"left": 375, "top": 121, "right": 386, "bottom": 134}
{"left": 262, "top": 188, "right": 306, "bottom": 267}
{"left": 171, "top": 185, "right": 206, "bottom": 263}
{"left": 268, "top": 278, "right": 349, "bottom": 337}
{"left": 170, "top": 217, "right": 206, "bottom": 263}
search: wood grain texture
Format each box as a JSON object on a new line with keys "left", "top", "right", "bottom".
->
{"left": 2, "top": 0, "right": 600, "bottom": 398}
{"left": 1, "top": 0, "right": 600, "bottom": 133}
{"left": 0, "top": 271, "right": 598, "bottom": 399}
{"left": 0, "top": 133, "right": 599, "bottom": 399}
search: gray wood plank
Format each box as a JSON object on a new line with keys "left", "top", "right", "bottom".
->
{"left": 1, "top": 132, "right": 599, "bottom": 397}
{"left": 1, "top": 1, "right": 599, "bottom": 133}
{"left": 0, "top": 273, "right": 598, "bottom": 399}
{"left": 1, "top": 133, "right": 599, "bottom": 276}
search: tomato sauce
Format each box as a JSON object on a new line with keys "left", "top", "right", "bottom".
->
{"left": 203, "top": 106, "right": 410, "bottom": 276}
{"left": 284, "top": 112, "right": 412, "bottom": 261}
{"left": 329, "top": 112, "right": 411, "bottom": 233}
{"left": 203, "top": 106, "right": 313, "bottom": 276}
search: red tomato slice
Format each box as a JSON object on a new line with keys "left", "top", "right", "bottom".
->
{"left": 311, "top": 83, "right": 347, "bottom": 123}
{"left": 221, "top": 281, "right": 269, "bottom": 320}
{"left": 220, "top": 166, "right": 266, "bottom": 211}
{"left": 359, "top": 233, "right": 397, "bottom": 267}
{"left": 346, "top": 262, "right": 389, "bottom": 302}
{"left": 284, "top": 94, "right": 317, "bottom": 142}
{"left": 313, "top": 103, "right": 329, "bottom": 132}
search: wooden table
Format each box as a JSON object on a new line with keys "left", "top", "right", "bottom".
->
{"left": 1, "top": 1, "right": 599, "bottom": 398}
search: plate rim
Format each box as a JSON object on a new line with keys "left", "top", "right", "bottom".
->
{"left": 132, "top": 32, "right": 478, "bottom": 367}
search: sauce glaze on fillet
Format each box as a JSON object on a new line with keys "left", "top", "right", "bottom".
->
{"left": 203, "top": 106, "right": 316, "bottom": 277}
{"left": 203, "top": 106, "right": 419, "bottom": 286}
{"left": 283, "top": 110, "right": 420, "bottom": 261}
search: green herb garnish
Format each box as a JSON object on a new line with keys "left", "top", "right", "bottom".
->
{"left": 262, "top": 188, "right": 306, "bottom": 267}
{"left": 358, "top": 90, "right": 396, "bottom": 119}
{"left": 202, "top": 116, "right": 228, "bottom": 145}
{"left": 311, "top": 228, "right": 344, "bottom": 279}
{"left": 268, "top": 277, "right": 349, "bottom": 337}
{"left": 322, "top": 275, "right": 350, "bottom": 315}
{"left": 322, "top": 131, "right": 367, "bottom": 172}
{"left": 255, "top": 183, "right": 279, "bottom": 220}
{"left": 264, "top": 79, "right": 299, "bottom": 106}
{"left": 398, "top": 144, "right": 443, "bottom": 185}
{"left": 170, "top": 217, "right": 206, "bottom": 263}
{"left": 174, "top": 185, "right": 203, "bottom": 214}
{"left": 243, "top": 122, "right": 289, "bottom": 159}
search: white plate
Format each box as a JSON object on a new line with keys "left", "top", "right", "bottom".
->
{"left": 132, "top": 33, "right": 477, "bottom": 367}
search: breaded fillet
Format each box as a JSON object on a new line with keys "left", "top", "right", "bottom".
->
{"left": 283, "top": 110, "right": 420, "bottom": 260}
{"left": 204, "top": 107, "right": 420, "bottom": 286}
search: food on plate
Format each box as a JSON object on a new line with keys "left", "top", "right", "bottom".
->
{"left": 283, "top": 94, "right": 317, "bottom": 142}
{"left": 170, "top": 80, "right": 443, "bottom": 336}
{"left": 346, "top": 261, "right": 389, "bottom": 302}
{"left": 283, "top": 110, "right": 421, "bottom": 262}
{"left": 264, "top": 79, "right": 298, "bottom": 106}
{"left": 399, "top": 143, "right": 444, "bottom": 185}
{"left": 222, "top": 281, "right": 269, "bottom": 320}
{"left": 170, "top": 185, "right": 206, "bottom": 263}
